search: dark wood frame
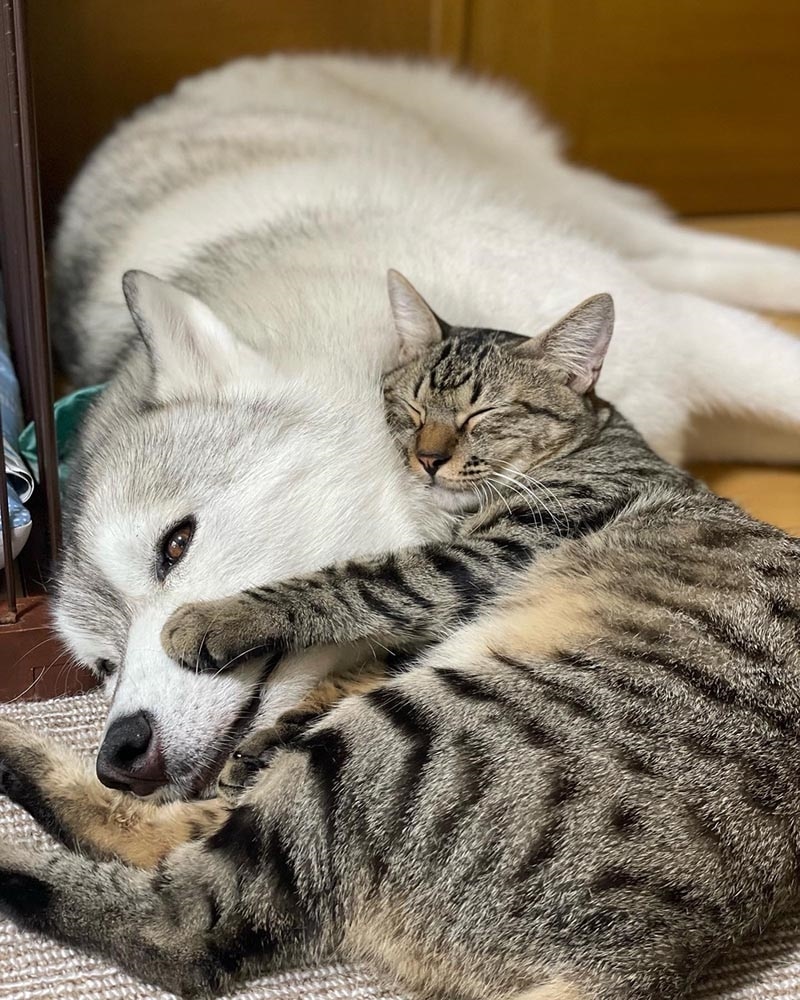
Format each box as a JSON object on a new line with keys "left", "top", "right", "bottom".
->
{"left": 0, "top": 0, "right": 95, "bottom": 700}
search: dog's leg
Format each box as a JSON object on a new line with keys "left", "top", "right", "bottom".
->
{"left": 624, "top": 219, "right": 800, "bottom": 313}
{"left": 0, "top": 718, "right": 229, "bottom": 867}
{"left": 530, "top": 164, "right": 800, "bottom": 312}
{"left": 676, "top": 294, "right": 800, "bottom": 464}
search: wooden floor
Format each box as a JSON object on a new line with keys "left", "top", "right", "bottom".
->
{"left": 688, "top": 213, "right": 800, "bottom": 535}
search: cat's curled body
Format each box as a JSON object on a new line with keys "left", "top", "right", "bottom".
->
{"left": 2, "top": 288, "right": 800, "bottom": 1000}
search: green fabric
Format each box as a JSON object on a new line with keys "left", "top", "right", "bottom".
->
{"left": 19, "top": 384, "right": 105, "bottom": 488}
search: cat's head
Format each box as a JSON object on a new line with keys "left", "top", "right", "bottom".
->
{"left": 382, "top": 271, "right": 615, "bottom": 512}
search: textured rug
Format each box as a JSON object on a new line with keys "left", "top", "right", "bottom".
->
{"left": 1, "top": 692, "right": 799, "bottom": 1000}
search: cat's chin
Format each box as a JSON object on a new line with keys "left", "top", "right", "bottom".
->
{"left": 427, "top": 483, "right": 480, "bottom": 514}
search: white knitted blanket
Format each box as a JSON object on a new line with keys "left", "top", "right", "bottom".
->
{"left": 1, "top": 692, "right": 798, "bottom": 1000}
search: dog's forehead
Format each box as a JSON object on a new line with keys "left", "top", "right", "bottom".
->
{"left": 81, "top": 391, "right": 298, "bottom": 506}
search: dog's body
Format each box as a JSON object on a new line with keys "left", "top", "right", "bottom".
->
{"left": 50, "top": 53, "right": 800, "bottom": 792}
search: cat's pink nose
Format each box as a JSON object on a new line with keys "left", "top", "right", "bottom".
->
{"left": 417, "top": 451, "right": 451, "bottom": 477}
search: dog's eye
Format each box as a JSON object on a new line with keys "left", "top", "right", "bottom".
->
{"left": 158, "top": 519, "right": 195, "bottom": 579}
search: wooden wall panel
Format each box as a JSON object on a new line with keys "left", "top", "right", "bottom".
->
{"left": 27, "top": 0, "right": 449, "bottom": 230}
{"left": 467, "top": 0, "right": 800, "bottom": 214}
{"left": 27, "top": 0, "right": 800, "bottom": 226}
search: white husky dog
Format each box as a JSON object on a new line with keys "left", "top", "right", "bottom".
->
{"left": 50, "top": 54, "right": 800, "bottom": 798}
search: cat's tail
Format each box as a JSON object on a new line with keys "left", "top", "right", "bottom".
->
{"left": 680, "top": 295, "right": 800, "bottom": 464}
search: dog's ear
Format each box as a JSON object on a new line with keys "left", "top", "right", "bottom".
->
{"left": 387, "top": 270, "right": 449, "bottom": 363}
{"left": 122, "top": 270, "right": 249, "bottom": 400}
{"left": 515, "top": 293, "right": 615, "bottom": 394}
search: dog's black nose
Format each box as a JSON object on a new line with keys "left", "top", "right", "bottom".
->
{"left": 96, "top": 711, "right": 168, "bottom": 796}
{"left": 417, "top": 451, "right": 451, "bottom": 477}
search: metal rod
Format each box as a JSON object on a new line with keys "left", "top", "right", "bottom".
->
{"left": 0, "top": 405, "right": 18, "bottom": 620}
{"left": 0, "top": 0, "right": 62, "bottom": 561}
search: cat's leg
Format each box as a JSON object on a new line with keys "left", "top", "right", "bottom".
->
{"left": 159, "top": 518, "right": 542, "bottom": 673}
{"left": 218, "top": 658, "right": 390, "bottom": 800}
{"left": 0, "top": 837, "right": 630, "bottom": 1000}
{"left": 0, "top": 817, "right": 308, "bottom": 997}
{"left": 0, "top": 682, "right": 592, "bottom": 1000}
{"left": 0, "top": 718, "right": 229, "bottom": 866}
{"left": 0, "top": 659, "right": 390, "bottom": 864}
{"left": 0, "top": 735, "right": 347, "bottom": 997}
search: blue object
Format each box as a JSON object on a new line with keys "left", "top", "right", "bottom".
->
{"left": 0, "top": 279, "right": 33, "bottom": 564}
{"left": 0, "top": 283, "right": 32, "bottom": 495}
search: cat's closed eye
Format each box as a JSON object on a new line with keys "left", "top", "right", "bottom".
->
{"left": 456, "top": 407, "right": 498, "bottom": 431}
{"left": 404, "top": 401, "right": 425, "bottom": 427}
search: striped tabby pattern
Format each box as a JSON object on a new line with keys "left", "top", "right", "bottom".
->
{"left": 2, "top": 289, "right": 800, "bottom": 1000}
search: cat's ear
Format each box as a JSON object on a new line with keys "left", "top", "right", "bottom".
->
{"left": 518, "top": 293, "right": 614, "bottom": 394}
{"left": 387, "top": 269, "right": 447, "bottom": 363}
{"left": 123, "top": 270, "right": 247, "bottom": 400}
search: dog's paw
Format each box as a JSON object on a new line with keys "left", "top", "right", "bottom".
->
{"left": 161, "top": 596, "right": 289, "bottom": 673}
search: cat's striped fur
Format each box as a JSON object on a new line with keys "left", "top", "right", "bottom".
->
{"left": 2, "top": 290, "right": 800, "bottom": 1000}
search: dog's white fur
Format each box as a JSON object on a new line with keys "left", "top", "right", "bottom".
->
{"left": 50, "top": 55, "right": 800, "bottom": 794}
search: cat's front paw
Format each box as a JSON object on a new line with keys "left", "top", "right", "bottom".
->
{"left": 217, "top": 753, "right": 267, "bottom": 804}
{"left": 161, "top": 596, "right": 290, "bottom": 673}
{"left": 217, "top": 722, "right": 303, "bottom": 802}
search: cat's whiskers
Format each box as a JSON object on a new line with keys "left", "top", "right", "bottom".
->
{"left": 471, "top": 482, "right": 495, "bottom": 526}
{"left": 211, "top": 643, "right": 275, "bottom": 681}
{"left": 498, "top": 462, "right": 569, "bottom": 530}
{"left": 493, "top": 470, "right": 548, "bottom": 513}
{"left": 522, "top": 473, "right": 570, "bottom": 530}
{"left": 491, "top": 469, "right": 550, "bottom": 530}
{"left": 488, "top": 473, "right": 540, "bottom": 527}
{"left": 485, "top": 479, "right": 514, "bottom": 518}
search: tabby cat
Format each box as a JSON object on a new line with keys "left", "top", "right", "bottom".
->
{"left": 2, "top": 275, "right": 800, "bottom": 1000}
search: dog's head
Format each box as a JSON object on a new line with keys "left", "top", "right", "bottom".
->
{"left": 54, "top": 272, "right": 434, "bottom": 799}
